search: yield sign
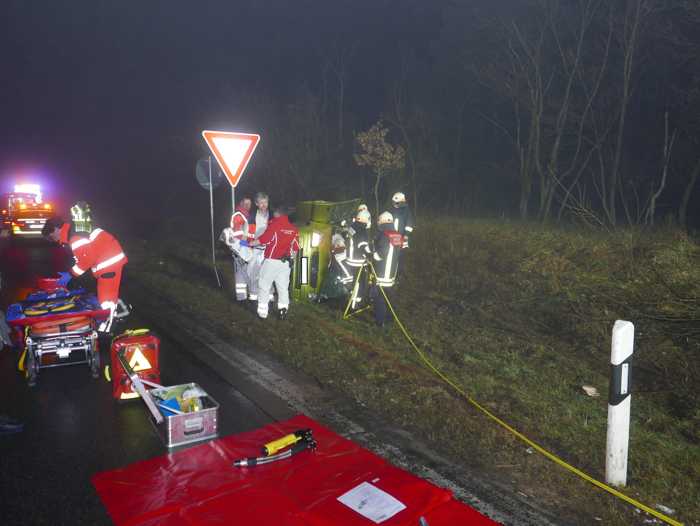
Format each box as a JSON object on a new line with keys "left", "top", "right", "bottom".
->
{"left": 202, "top": 130, "right": 260, "bottom": 188}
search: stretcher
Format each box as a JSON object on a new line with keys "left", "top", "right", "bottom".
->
{"left": 6, "top": 283, "right": 109, "bottom": 387}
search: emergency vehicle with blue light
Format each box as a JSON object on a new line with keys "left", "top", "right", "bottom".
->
{"left": 0, "top": 184, "right": 54, "bottom": 237}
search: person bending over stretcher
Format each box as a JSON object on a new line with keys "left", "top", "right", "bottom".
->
{"left": 42, "top": 217, "right": 128, "bottom": 333}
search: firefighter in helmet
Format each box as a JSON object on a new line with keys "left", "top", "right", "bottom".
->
{"left": 344, "top": 208, "right": 372, "bottom": 309}
{"left": 341, "top": 203, "right": 370, "bottom": 229}
{"left": 390, "top": 192, "right": 414, "bottom": 248}
{"left": 70, "top": 201, "right": 93, "bottom": 233}
{"left": 42, "top": 217, "right": 128, "bottom": 333}
{"left": 370, "top": 211, "right": 403, "bottom": 327}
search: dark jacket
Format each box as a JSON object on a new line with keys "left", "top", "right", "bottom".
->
{"left": 391, "top": 204, "right": 414, "bottom": 240}
{"left": 344, "top": 221, "right": 371, "bottom": 268}
{"left": 372, "top": 226, "right": 403, "bottom": 287}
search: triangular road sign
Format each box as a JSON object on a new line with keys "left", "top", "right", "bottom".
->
{"left": 128, "top": 348, "right": 153, "bottom": 372}
{"left": 202, "top": 130, "right": 260, "bottom": 188}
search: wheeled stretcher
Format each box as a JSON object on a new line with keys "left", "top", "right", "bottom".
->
{"left": 6, "top": 281, "right": 109, "bottom": 387}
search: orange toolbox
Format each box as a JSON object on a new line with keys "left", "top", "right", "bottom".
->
{"left": 109, "top": 329, "right": 161, "bottom": 400}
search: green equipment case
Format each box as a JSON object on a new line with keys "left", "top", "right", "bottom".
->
{"left": 291, "top": 199, "right": 361, "bottom": 302}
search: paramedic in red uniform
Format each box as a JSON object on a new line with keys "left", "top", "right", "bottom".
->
{"left": 43, "top": 217, "right": 127, "bottom": 332}
{"left": 250, "top": 205, "right": 299, "bottom": 320}
{"left": 222, "top": 196, "right": 254, "bottom": 302}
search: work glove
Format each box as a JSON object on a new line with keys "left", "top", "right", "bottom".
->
{"left": 57, "top": 271, "right": 72, "bottom": 287}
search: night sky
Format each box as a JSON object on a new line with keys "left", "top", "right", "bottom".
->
{"left": 2, "top": 1, "right": 439, "bottom": 223}
{"left": 3, "top": 0, "right": 699, "bottom": 231}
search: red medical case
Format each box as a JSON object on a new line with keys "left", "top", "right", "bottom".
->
{"left": 109, "top": 330, "right": 161, "bottom": 401}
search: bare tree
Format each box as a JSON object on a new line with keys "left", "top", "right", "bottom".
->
{"left": 386, "top": 52, "right": 419, "bottom": 214}
{"left": 644, "top": 111, "right": 677, "bottom": 225}
{"left": 322, "top": 39, "right": 357, "bottom": 147}
{"left": 354, "top": 120, "right": 406, "bottom": 215}
{"left": 606, "top": 0, "right": 652, "bottom": 225}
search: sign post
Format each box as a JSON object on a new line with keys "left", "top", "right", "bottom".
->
{"left": 201, "top": 130, "right": 261, "bottom": 287}
{"left": 605, "top": 320, "right": 634, "bottom": 487}
{"left": 208, "top": 157, "right": 222, "bottom": 288}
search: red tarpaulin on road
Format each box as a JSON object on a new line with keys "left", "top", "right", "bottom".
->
{"left": 92, "top": 414, "right": 499, "bottom": 525}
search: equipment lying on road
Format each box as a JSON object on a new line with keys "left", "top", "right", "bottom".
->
{"left": 116, "top": 345, "right": 220, "bottom": 448}
{"left": 149, "top": 383, "right": 219, "bottom": 448}
{"left": 108, "top": 329, "right": 161, "bottom": 401}
{"left": 233, "top": 428, "right": 316, "bottom": 467}
{"left": 262, "top": 427, "right": 313, "bottom": 456}
{"left": 233, "top": 434, "right": 317, "bottom": 467}
{"left": 93, "top": 414, "right": 499, "bottom": 525}
{"left": 6, "top": 277, "right": 109, "bottom": 387}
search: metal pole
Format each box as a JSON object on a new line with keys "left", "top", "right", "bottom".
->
{"left": 232, "top": 184, "right": 236, "bottom": 217}
{"left": 605, "top": 319, "right": 634, "bottom": 486}
{"left": 209, "top": 157, "right": 222, "bottom": 288}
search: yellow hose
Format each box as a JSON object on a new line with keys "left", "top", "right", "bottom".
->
{"left": 363, "top": 261, "right": 682, "bottom": 526}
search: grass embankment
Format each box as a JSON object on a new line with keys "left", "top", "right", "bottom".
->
{"left": 125, "top": 219, "right": 699, "bottom": 525}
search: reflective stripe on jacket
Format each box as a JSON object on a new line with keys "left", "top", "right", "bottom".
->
{"left": 372, "top": 229, "right": 403, "bottom": 287}
{"left": 345, "top": 223, "right": 371, "bottom": 267}
{"left": 230, "top": 208, "right": 254, "bottom": 240}
{"left": 392, "top": 206, "right": 414, "bottom": 238}
{"left": 69, "top": 228, "right": 128, "bottom": 277}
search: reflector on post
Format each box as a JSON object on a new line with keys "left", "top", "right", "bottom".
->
{"left": 201, "top": 130, "right": 260, "bottom": 188}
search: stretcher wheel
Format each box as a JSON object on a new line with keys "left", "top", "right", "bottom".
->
{"left": 25, "top": 349, "right": 38, "bottom": 387}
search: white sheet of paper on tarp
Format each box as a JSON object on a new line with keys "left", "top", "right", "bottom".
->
{"left": 337, "top": 481, "right": 407, "bottom": 523}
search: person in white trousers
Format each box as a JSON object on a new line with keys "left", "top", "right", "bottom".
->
{"left": 251, "top": 206, "right": 299, "bottom": 320}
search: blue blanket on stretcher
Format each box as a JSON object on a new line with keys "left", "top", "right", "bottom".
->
{"left": 5, "top": 288, "right": 102, "bottom": 322}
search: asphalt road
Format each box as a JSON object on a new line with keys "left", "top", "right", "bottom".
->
{"left": 0, "top": 236, "right": 281, "bottom": 525}
{"left": 0, "top": 236, "right": 564, "bottom": 526}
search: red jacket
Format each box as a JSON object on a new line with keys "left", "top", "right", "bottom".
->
{"left": 230, "top": 207, "right": 254, "bottom": 241}
{"left": 257, "top": 215, "right": 299, "bottom": 260}
{"left": 60, "top": 225, "right": 127, "bottom": 278}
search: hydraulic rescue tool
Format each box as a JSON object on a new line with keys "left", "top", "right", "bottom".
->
{"left": 262, "top": 428, "right": 313, "bottom": 456}
{"left": 233, "top": 438, "right": 317, "bottom": 467}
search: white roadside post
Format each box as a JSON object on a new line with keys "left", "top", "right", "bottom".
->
{"left": 605, "top": 320, "right": 634, "bottom": 486}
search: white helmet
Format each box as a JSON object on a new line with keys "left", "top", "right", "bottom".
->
{"left": 378, "top": 211, "right": 394, "bottom": 225}
{"left": 356, "top": 209, "right": 371, "bottom": 224}
{"left": 391, "top": 192, "right": 406, "bottom": 204}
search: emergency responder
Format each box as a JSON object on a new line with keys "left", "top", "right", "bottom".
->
{"left": 42, "top": 217, "right": 127, "bottom": 333}
{"left": 340, "top": 203, "right": 370, "bottom": 229}
{"left": 370, "top": 211, "right": 403, "bottom": 327}
{"left": 330, "top": 232, "right": 354, "bottom": 289}
{"left": 390, "top": 192, "right": 414, "bottom": 248}
{"left": 251, "top": 205, "right": 299, "bottom": 320}
{"left": 219, "top": 197, "right": 254, "bottom": 302}
{"left": 319, "top": 232, "right": 351, "bottom": 301}
{"left": 248, "top": 192, "right": 272, "bottom": 302}
{"left": 344, "top": 208, "right": 372, "bottom": 309}
{"left": 70, "top": 201, "right": 93, "bottom": 233}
